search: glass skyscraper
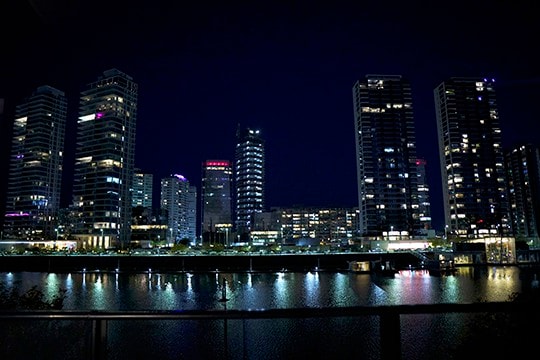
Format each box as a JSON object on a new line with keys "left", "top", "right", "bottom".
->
{"left": 352, "top": 75, "right": 420, "bottom": 239}
{"left": 434, "top": 77, "right": 509, "bottom": 238}
{"left": 3, "top": 86, "right": 67, "bottom": 240}
{"left": 72, "top": 69, "right": 138, "bottom": 249}
{"left": 234, "top": 125, "right": 265, "bottom": 241}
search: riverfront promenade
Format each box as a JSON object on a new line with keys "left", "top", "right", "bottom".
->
{"left": 3, "top": 248, "right": 540, "bottom": 273}
{"left": 0, "top": 251, "right": 422, "bottom": 273}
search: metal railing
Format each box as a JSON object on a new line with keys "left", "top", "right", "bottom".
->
{"left": 1, "top": 301, "right": 537, "bottom": 360}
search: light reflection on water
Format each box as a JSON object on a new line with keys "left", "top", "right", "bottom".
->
{"left": 1, "top": 266, "right": 539, "bottom": 360}
{"left": 0, "top": 266, "right": 533, "bottom": 310}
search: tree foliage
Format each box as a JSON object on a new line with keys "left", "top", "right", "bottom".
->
{"left": 0, "top": 284, "right": 66, "bottom": 310}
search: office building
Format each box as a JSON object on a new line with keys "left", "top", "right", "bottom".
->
{"left": 3, "top": 86, "right": 67, "bottom": 240}
{"left": 352, "top": 75, "right": 420, "bottom": 239}
{"left": 160, "top": 174, "right": 196, "bottom": 244}
{"left": 434, "top": 77, "right": 510, "bottom": 238}
{"left": 72, "top": 69, "right": 138, "bottom": 249}
{"left": 201, "top": 160, "right": 233, "bottom": 245}
{"left": 234, "top": 125, "right": 265, "bottom": 241}
{"left": 505, "top": 144, "right": 540, "bottom": 245}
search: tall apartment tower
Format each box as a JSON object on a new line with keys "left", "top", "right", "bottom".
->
{"left": 3, "top": 86, "right": 67, "bottom": 240}
{"left": 416, "top": 158, "right": 432, "bottom": 231}
{"left": 72, "top": 69, "right": 138, "bottom": 249}
{"left": 234, "top": 125, "right": 265, "bottom": 241}
{"left": 0, "top": 98, "right": 8, "bottom": 233}
{"left": 160, "top": 174, "right": 195, "bottom": 244}
{"left": 201, "top": 160, "right": 233, "bottom": 245}
{"left": 505, "top": 144, "right": 540, "bottom": 244}
{"left": 132, "top": 169, "right": 153, "bottom": 210}
{"left": 434, "top": 77, "right": 509, "bottom": 238}
{"left": 352, "top": 75, "right": 420, "bottom": 239}
{"left": 186, "top": 185, "right": 197, "bottom": 245}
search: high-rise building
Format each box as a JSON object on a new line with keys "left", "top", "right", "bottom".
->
{"left": 434, "top": 77, "right": 510, "bottom": 238}
{"left": 234, "top": 125, "right": 265, "bottom": 241}
{"left": 505, "top": 144, "right": 540, "bottom": 245}
{"left": 160, "top": 174, "right": 196, "bottom": 244}
{"left": 416, "top": 158, "right": 432, "bottom": 231}
{"left": 132, "top": 169, "right": 153, "bottom": 210}
{"left": 352, "top": 75, "right": 420, "bottom": 239}
{"left": 201, "top": 160, "right": 232, "bottom": 245}
{"left": 3, "top": 86, "right": 67, "bottom": 240}
{"left": 0, "top": 98, "right": 9, "bottom": 234}
{"left": 186, "top": 185, "right": 197, "bottom": 245}
{"left": 72, "top": 69, "right": 138, "bottom": 249}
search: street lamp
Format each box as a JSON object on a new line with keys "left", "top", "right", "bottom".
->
{"left": 100, "top": 228, "right": 104, "bottom": 248}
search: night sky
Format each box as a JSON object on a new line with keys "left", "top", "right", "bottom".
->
{"left": 1, "top": 1, "right": 539, "bottom": 232}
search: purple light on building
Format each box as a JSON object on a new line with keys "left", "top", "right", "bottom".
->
{"left": 174, "top": 174, "right": 187, "bottom": 182}
{"left": 96, "top": 112, "right": 104, "bottom": 119}
{"left": 5, "top": 212, "right": 30, "bottom": 217}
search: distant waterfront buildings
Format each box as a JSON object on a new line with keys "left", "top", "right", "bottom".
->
{"left": 71, "top": 69, "right": 138, "bottom": 249}
{"left": 2, "top": 71, "right": 540, "bottom": 250}
{"left": 3, "top": 86, "right": 67, "bottom": 240}
{"left": 434, "top": 77, "right": 510, "bottom": 238}
{"left": 201, "top": 160, "right": 233, "bottom": 245}
{"left": 234, "top": 125, "right": 265, "bottom": 241}
{"left": 352, "top": 75, "right": 421, "bottom": 239}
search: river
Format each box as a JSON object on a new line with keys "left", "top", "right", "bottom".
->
{"left": 1, "top": 265, "right": 539, "bottom": 359}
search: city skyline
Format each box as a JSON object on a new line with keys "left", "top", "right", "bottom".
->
{"left": 1, "top": 1, "right": 539, "bottom": 232}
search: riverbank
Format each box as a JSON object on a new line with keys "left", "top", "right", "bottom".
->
{"left": 0, "top": 252, "right": 422, "bottom": 273}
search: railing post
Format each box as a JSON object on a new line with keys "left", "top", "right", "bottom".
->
{"left": 380, "top": 312, "right": 401, "bottom": 360}
{"left": 91, "top": 318, "right": 108, "bottom": 360}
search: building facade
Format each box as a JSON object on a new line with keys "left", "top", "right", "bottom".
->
{"left": 186, "top": 185, "right": 197, "bottom": 245}
{"left": 201, "top": 160, "right": 233, "bottom": 245}
{"left": 251, "top": 207, "right": 359, "bottom": 246}
{"left": 352, "top": 75, "right": 420, "bottom": 239}
{"left": 132, "top": 169, "right": 153, "bottom": 211}
{"left": 3, "top": 86, "right": 67, "bottom": 240}
{"left": 160, "top": 174, "right": 196, "bottom": 244}
{"left": 72, "top": 69, "right": 138, "bottom": 249}
{"left": 434, "top": 77, "right": 510, "bottom": 238}
{"left": 234, "top": 125, "right": 265, "bottom": 241}
{"left": 505, "top": 144, "right": 540, "bottom": 245}
{"left": 416, "top": 158, "right": 432, "bottom": 232}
